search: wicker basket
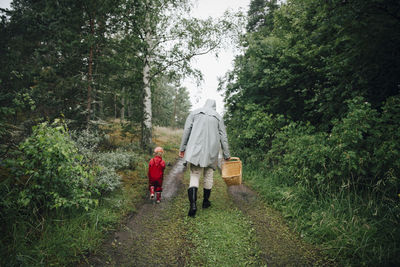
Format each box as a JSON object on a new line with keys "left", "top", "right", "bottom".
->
{"left": 221, "top": 157, "right": 242, "bottom": 186}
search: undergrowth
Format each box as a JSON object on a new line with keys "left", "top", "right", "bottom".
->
{"left": 228, "top": 96, "right": 400, "bottom": 266}
{"left": 244, "top": 165, "right": 400, "bottom": 266}
{"left": 0, "top": 122, "right": 182, "bottom": 266}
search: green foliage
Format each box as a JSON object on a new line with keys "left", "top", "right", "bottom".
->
{"left": 223, "top": 0, "right": 400, "bottom": 129}
{"left": 0, "top": 121, "right": 151, "bottom": 267}
{"left": 264, "top": 97, "right": 400, "bottom": 198}
{"left": 71, "top": 128, "right": 141, "bottom": 193}
{"left": 223, "top": 1, "right": 400, "bottom": 263}
{"left": 92, "top": 151, "right": 139, "bottom": 192}
{"left": 234, "top": 96, "right": 400, "bottom": 265}
{"left": 95, "top": 151, "right": 136, "bottom": 171}
{"left": 227, "top": 103, "right": 287, "bottom": 162}
{"left": 5, "top": 120, "right": 97, "bottom": 212}
{"left": 152, "top": 78, "right": 191, "bottom": 128}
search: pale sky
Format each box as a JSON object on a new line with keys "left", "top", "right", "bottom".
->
{"left": 0, "top": 0, "right": 251, "bottom": 115}
{"left": 0, "top": 0, "right": 10, "bottom": 9}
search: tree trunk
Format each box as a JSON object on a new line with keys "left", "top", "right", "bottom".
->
{"left": 142, "top": 52, "right": 152, "bottom": 150}
{"left": 99, "top": 97, "right": 103, "bottom": 119}
{"left": 127, "top": 98, "right": 132, "bottom": 119}
{"left": 87, "top": 15, "right": 95, "bottom": 123}
{"left": 121, "top": 87, "right": 125, "bottom": 121}
{"left": 141, "top": 0, "right": 153, "bottom": 151}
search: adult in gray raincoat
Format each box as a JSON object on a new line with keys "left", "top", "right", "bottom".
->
{"left": 179, "top": 99, "right": 230, "bottom": 217}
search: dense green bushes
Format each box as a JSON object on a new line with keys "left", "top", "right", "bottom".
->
{"left": 264, "top": 97, "right": 400, "bottom": 198}
{"left": 0, "top": 120, "right": 143, "bottom": 266}
{"left": 4, "top": 120, "right": 96, "bottom": 212}
{"left": 228, "top": 96, "right": 400, "bottom": 265}
{"left": 222, "top": 0, "right": 400, "bottom": 265}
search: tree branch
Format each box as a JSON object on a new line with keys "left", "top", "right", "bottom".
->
{"left": 149, "top": 41, "right": 221, "bottom": 82}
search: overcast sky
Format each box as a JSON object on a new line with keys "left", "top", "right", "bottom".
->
{"left": 0, "top": 0, "right": 10, "bottom": 9}
{"left": 0, "top": 0, "right": 250, "bottom": 114}
{"left": 186, "top": 0, "right": 250, "bottom": 114}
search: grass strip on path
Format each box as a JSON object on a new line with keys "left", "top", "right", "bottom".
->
{"left": 182, "top": 170, "right": 263, "bottom": 267}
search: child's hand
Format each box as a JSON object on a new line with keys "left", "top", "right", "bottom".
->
{"left": 179, "top": 151, "right": 185, "bottom": 158}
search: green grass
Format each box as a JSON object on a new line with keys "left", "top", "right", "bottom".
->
{"left": 183, "top": 171, "right": 263, "bottom": 267}
{"left": 3, "top": 182, "right": 145, "bottom": 267}
{"left": 243, "top": 165, "right": 400, "bottom": 266}
{"left": 1, "top": 125, "right": 184, "bottom": 267}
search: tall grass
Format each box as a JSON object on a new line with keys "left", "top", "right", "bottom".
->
{"left": 1, "top": 170, "right": 148, "bottom": 267}
{"left": 227, "top": 97, "right": 400, "bottom": 266}
{"left": 244, "top": 165, "right": 400, "bottom": 266}
{"left": 0, "top": 121, "right": 160, "bottom": 266}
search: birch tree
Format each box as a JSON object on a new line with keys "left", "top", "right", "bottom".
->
{"left": 126, "top": 0, "right": 237, "bottom": 150}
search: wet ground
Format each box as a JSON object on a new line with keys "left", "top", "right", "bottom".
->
{"left": 228, "top": 185, "right": 333, "bottom": 266}
{"left": 80, "top": 159, "right": 188, "bottom": 267}
{"left": 80, "top": 158, "right": 332, "bottom": 267}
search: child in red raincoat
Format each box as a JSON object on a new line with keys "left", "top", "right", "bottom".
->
{"left": 148, "top": 146, "right": 166, "bottom": 203}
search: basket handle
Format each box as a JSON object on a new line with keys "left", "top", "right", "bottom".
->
{"left": 226, "top": 157, "right": 240, "bottom": 161}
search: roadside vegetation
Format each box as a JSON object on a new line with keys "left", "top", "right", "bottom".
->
{"left": 1, "top": 0, "right": 399, "bottom": 266}
{"left": 0, "top": 122, "right": 181, "bottom": 266}
{"left": 222, "top": 1, "right": 400, "bottom": 265}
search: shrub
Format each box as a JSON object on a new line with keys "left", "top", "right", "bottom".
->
{"left": 92, "top": 151, "right": 138, "bottom": 192}
{"left": 226, "top": 103, "right": 288, "bottom": 163}
{"left": 95, "top": 151, "right": 137, "bottom": 171}
{"left": 71, "top": 128, "right": 103, "bottom": 156}
{"left": 263, "top": 96, "right": 400, "bottom": 198}
{"left": 236, "top": 96, "right": 400, "bottom": 265}
{"left": 93, "top": 167, "right": 122, "bottom": 192}
{"left": 4, "top": 120, "right": 97, "bottom": 212}
{"left": 70, "top": 128, "right": 140, "bottom": 193}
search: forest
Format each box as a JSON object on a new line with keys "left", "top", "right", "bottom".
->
{"left": 1, "top": 0, "right": 399, "bottom": 266}
{"left": 222, "top": 0, "right": 400, "bottom": 265}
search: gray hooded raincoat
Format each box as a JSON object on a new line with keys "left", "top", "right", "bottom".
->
{"left": 180, "top": 99, "right": 230, "bottom": 169}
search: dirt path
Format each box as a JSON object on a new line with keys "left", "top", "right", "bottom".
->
{"left": 81, "top": 158, "right": 332, "bottom": 266}
{"left": 228, "top": 184, "right": 333, "bottom": 266}
{"left": 81, "top": 159, "right": 188, "bottom": 267}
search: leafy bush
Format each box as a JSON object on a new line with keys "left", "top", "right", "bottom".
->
{"left": 229, "top": 96, "right": 400, "bottom": 265}
{"left": 71, "top": 128, "right": 103, "bottom": 155}
{"left": 92, "top": 167, "right": 122, "bottom": 192}
{"left": 95, "top": 151, "right": 137, "bottom": 171}
{"left": 0, "top": 121, "right": 149, "bottom": 267}
{"left": 226, "top": 103, "right": 288, "bottom": 163}
{"left": 4, "top": 120, "right": 97, "bottom": 212}
{"left": 240, "top": 97, "right": 400, "bottom": 199}
{"left": 70, "top": 128, "right": 140, "bottom": 193}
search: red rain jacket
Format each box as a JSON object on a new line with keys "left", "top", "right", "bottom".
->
{"left": 148, "top": 156, "right": 165, "bottom": 182}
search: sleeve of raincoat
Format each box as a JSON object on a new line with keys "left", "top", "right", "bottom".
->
{"left": 179, "top": 112, "right": 194, "bottom": 152}
{"left": 218, "top": 118, "right": 230, "bottom": 159}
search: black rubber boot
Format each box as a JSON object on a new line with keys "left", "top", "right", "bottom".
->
{"left": 188, "top": 187, "right": 198, "bottom": 217}
{"left": 202, "top": 188, "right": 211, "bottom": 209}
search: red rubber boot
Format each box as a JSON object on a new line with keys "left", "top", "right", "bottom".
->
{"left": 156, "top": 192, "right": 161, "bottom": 204}
{"left": 150, "top": 186, "right": 155, "bottom": 199}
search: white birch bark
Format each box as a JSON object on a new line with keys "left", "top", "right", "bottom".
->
{"left": 142, "top": 0, "right": 153, "bottom": 148}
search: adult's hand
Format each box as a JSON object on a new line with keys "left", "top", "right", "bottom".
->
{"left": 179, "top": 151, "right": 185, "bottom": 158}
{"left": 224, "top": 157, "right": 231, "bottom": 161}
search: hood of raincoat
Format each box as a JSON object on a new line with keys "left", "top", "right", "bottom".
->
{"left": 179, "top": 99, "right": 230, "bottom": 169}
{"left": 193, "top": 99, "right": 219, "bottom": 118}
{"left": 204, "top": 99, "right": 216, "bottom": 110}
